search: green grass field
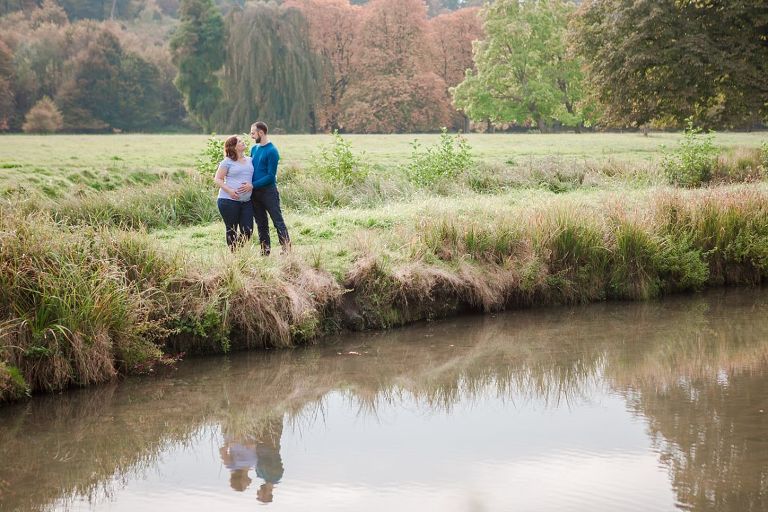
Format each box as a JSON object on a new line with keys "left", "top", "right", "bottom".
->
{"left": 1, "top": 132, "right": 766, "bottom": 197}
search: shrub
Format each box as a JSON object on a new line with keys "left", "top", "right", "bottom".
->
{"left": 195, "top": 134, "right": 251, "bottom": 178}
{"left": 22, "top": 97, "right": 63, "bottom": 133}
{"left": 310, "top": 131, "right": 368, "bottom": 185}
{"left": 662, "top": 120, "right": 719, "bottom": 187}
{"left": 405, "top": 128, "right": 473, "bottom": 187}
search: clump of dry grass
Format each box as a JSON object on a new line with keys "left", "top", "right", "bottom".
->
{"left": 712, "top": 146, "right": 766, "bottom": 184}
{"left": 0, "top": 207, "right": 349, "bottom": 400}
{"left": 0, "top": 209, "right": 169, "bottom": 398}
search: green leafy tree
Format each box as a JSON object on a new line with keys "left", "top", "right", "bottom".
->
{"left": 58, "top": 0, "right": 139, "bottom": 20}
{"left": 453, "top": 0, "right": 593, "bottom": 131}
{"left": 56, "top": 30, "right": 123, "bottom": 130}
{"left": 573, "top": 0, "right": 768, "bottom": 129}
{"left": 56, "top": 30, "right": 165, "bottom": 131}
{"left": 214, "top": 2, "right": 321, "bottom": 133}
{"left": 117, "top": 53, "right": 163, "bottom": 130}
{"left": 170, "top": 0, "right": 224, "bottom": 132}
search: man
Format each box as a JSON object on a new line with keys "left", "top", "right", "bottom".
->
{"left": 238, "top": 121, "right": 290, "bottom": 255}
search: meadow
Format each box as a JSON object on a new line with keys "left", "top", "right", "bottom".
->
{"left": 2, "top": 132, "right": 766, "bottom": 197}
{"left": 2, "top": 131, "right": 768, "bottom": 401}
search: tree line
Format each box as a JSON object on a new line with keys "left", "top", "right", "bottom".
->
{"left": 1, "top": 0, "right": 766, "bottom": 133}
{"left": 0, "top": 0, "right": 185, "bottom": 132}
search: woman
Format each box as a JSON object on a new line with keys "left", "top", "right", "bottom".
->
{"left": 214, "top": 136, "right": 254, "bottom": 250}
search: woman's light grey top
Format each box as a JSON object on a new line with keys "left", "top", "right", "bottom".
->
{"left": 217, "top": 157, "right": 254, "bottom": 202}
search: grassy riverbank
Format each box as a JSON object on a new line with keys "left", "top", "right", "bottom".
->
{"left": 1, "top": 132, "right": 768, "bottom": 402}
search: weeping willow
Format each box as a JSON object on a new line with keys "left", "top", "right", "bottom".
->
{"left": 214, "top": 2, "right": 322, "bottom": 133}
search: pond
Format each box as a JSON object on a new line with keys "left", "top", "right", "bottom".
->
{"left": 1, "top": 289, "right": 767, "bottom": 511}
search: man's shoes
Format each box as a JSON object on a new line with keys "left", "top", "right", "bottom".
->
{"left": 260, "top": 243, "right": 271, "bottom": 256}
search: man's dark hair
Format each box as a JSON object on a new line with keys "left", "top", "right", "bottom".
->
{"left": 254, "top": 121, "right": 268, "bottom": 134}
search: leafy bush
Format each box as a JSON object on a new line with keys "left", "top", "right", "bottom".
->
{"left": 662, "top": 120, "right": 719, "bottom": 187}
{"left": 195, "top": 134, "right": 252, "bottom": 178}
{"left": 311, "top": 131, "right": 368, "bottom": 185}
{"left": 22, "top": 97, "right": 63, "bottom": 133}
{"left": 405, "top": 128, "right": 473, "bottom": 186}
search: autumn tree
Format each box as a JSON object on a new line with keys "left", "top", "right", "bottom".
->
{"left": 22, "top": 96, "right": 63, "bottom": 132}
{"left": 427, "top": 7, "right": 482, "bottom": 130}
{"left": 214, "top": 2, "right": 321, "bottom": 133}
{"left": 573, "top": 0, "right": 768, "bottom": 129}
{"left": 284, "top": 0, "right": 363, "bottom": 132}
{"left": 170, "top": 0, "right": 224, "bottom": 132}
{"left": 453, "top": 0, "right": 593, "bottom": 131}
{"left": 344, "top": 0, "right": 451, "bottom": 133}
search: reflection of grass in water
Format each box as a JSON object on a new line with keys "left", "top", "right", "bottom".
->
{"left": 4, "top": 290, "right": 768, "bottom": 511}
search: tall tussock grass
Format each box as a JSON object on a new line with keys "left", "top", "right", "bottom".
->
{"left": 48, "top": 177, "right": 220, "bottom": 229}
{"left": 346, "top": 187, "right": 768, "bottom": 331}
{"left": 0, "top": 209, "right": 343, "bottom": 401}
{"left": 0, "top": 211, "right": 168, "bottom": 399}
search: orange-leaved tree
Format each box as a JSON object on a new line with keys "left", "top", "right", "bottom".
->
{"left": 284, "top": 0, "right": 363, "bottom": 132}
{"left": 343, "top": 0, "right": 451, "bottom": 133}
{"left": 427, "top": 7, "right": 483, "bottom": 131}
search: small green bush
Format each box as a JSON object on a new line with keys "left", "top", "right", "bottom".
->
{"left": 405, "top": 128, "right": 473, "bottom": 186}
{"left": 195, "top": 134, "right": 252, "bottom": 178}
{"left": 662, "top": 120, "right": 719, "bottom": 187}
{"left": 311, "top": 131, "right": 368, "bottom": 185}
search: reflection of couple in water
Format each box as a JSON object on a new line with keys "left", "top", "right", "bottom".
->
{"left": 219, "top": 416, "right": 284, "bottom": 503}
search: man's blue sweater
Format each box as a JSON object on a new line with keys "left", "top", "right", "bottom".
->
{"left": 251, "top": 142, "right": 280, "bottom": 189}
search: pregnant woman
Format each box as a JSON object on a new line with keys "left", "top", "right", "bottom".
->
{"left": 213, "top": 135, "right": 254, "bottom": 250}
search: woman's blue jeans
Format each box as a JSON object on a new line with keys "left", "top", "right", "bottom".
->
{"left": 217, "top": 198, "right": 254, "bottom": 250}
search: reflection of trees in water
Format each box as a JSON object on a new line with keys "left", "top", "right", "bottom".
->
{"left": 623, "top": 372, "right": 768, "bottom": 512}
{"left": 607, "top": 293, "right": 768, "bottom": 512}
{"left": 0, "top": 380, "right": 212, "bottom": 511}
{"left": 2, "top": 290, "right": 768, "bottom": 511}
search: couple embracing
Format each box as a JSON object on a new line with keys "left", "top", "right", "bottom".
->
{"left": 213, "top": 121, "right": 290, "bottom": 255}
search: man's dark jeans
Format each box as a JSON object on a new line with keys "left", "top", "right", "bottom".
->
{"left": 217, "top": 198, "right": 254, "bottom": 250}
{"left": 251, "top": 185, "right": 290, "bottom": 253}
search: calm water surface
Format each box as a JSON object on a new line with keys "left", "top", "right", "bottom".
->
{"left": 1, "top": 289, "right": 768, "bottom": 511}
